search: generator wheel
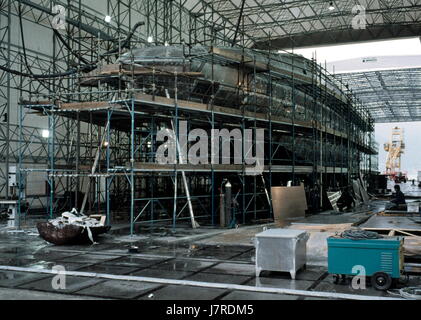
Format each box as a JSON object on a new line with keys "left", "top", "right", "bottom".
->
{"left": 371, "top": 272, "right": 392, "bottom": 291}
{"left": 333, "top": 274, "right": 340, "bottom": 284}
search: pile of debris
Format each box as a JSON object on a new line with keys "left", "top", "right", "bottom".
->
{"left": 37, "top": 209, "right": 110, "bottom": 245}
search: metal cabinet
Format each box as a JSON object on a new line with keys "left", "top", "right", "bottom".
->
{"left": 255, "top": 229, "right": 309, "bottom": 279}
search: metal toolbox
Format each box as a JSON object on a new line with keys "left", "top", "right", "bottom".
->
{"left": 255, "top": 228, "right": 309, "bottom": 279}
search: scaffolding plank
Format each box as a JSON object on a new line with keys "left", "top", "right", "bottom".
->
{"left": 60, "top": 101, "right": 112, "bottom": 110}
{"left": 133, "top": 93, "right": 314, "bottom": 129}
{"left": 51, "top": 94, "right": 355, "bottom": 145}
{"left": 131, "top": 162, "right": 345, "bottom": 173}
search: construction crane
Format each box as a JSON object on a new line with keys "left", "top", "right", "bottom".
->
{"left": 384, "top": 127, "right": 406, "bottom": 182}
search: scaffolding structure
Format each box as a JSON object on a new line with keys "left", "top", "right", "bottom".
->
{"left": 1, "top": 1, "right": 378, "bottom": 233}
{"left": 18, "top": 45, "right": 377, "bottom": 233}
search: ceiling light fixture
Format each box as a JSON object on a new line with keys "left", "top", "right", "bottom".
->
{"left": 328, "top": 2, "right": 335, "bottom": 11}
{"left": 41, "top": 129, "right": 50, "bottom": 138}
{"left": 104, "top": 15, "right": 112, "bottom": 23}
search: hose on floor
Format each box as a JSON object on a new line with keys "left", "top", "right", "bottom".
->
{"left": 387, "top": 287, "right": 421, "bottom": 300}
{"left": 340, "top": 229, "right": 382, "bottom": 240}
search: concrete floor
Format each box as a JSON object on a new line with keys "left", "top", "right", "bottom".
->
{"left": 1, "top": 194, "right": 421, "bottom": 300}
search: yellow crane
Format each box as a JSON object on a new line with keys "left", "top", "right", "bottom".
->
{"left": 384, "top": 127, "right": 406, "bottom": 181}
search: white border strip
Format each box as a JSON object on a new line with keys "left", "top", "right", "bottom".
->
{"left": 0, "top": 265, "right": 402, "bottom": 300}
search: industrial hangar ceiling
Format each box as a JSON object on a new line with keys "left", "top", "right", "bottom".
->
{"left": 337, "top": 67, "right": 421, "bottom": 123}
{"left": 183, "top": 0, "right": 421, "bottom": 124}
{"left": 330, "top": 56, "right": 421, "bottom": 123}
{"left": 182, "top": 0, "right": 421, "bottom": 49}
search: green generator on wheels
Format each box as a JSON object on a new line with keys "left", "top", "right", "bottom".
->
{"left": 327, "top": 236, "right": 404, "bottom": 290}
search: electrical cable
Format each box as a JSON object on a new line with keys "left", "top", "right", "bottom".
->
{"left": 49, "top": 21, "right": 145, "bottom": 73}
{"left": 387, "top": 287, "right": 421, "bottom": 300}
{"left": 399, "top": 287, "right": 421, "bottom": 300}
{"left": 340, "top": 229, "right": 381, "bottom": 240}
{"left": 104, "top": 21, "right": 145, "bottom": 55}
{"left": 18, "top": 3, "right": 94, "bottom": 80}
{"left": 18, "top": 3, "right": 52, "bottom": 90}
{"left": 0, "top": 64, "right": 82, "bottom": 79}
{"left": 2, "top": 8, "right": 144, "bottom": 80}
{"left": 52, "top": 28, "right": 91, "bottom": 65}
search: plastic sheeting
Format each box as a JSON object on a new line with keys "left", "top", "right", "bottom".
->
{"left": 49, "top": 208, "right": 104, "bottom": 244}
